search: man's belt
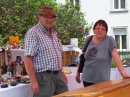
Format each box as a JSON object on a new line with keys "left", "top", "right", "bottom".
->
{"left": 46, "top": 70, "right": 59, "bottom": 74}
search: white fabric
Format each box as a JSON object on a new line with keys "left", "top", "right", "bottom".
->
{"left": 62, "top": 45, "right": 81, "bottom": 52}
{"left": 0, "top": 68, "right": 126, "bottom": 97}
{"left": 0, "top": 83, "right": 33, "bottom": 97}
{"left": 66, "top": 73, "right": 83, "bottom": 90}
{"left": 65, "top": 67, "right": 117, "bottom": 90}
{"left": 110, "top": 70, "right": 117, "bottom": 80}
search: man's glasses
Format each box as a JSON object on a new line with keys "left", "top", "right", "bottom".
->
{"left": 95, "top": 28, "right": 106, "bottom": 31}
{"left": 39, "top": 14, "right": 56, "bottom": 19}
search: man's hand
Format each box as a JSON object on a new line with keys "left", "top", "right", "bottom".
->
{"left": 31, "top": 80, "right": 39, "bottom": 94}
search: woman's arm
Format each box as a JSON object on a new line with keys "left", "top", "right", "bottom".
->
{"left": 111, "top": 48, "right": 130, "bottom": 78}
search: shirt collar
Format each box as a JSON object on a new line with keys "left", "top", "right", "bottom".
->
{"left": 38, "top": 22, "right": 55, "bottom": 34}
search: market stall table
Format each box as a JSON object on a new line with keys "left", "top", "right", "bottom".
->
{"left": 0, "top": 68, "right": 119, "bottom": 97}
{"left": 3, "top": 48, "right": 129, "bottom": 92}
{"left": 0, "top": 83, "right": 33, "bottom": 97}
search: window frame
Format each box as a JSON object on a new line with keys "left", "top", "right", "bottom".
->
{"left": 111, "top": 26, "right": 128, "bottom": 51}
{"left": 110, "top": 0, "right": 128, "bottom": 12}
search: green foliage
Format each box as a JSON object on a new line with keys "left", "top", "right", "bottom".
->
{"left": 0, "top": 0, "right": 57, "bottom": 44}
{"left": 0, "top": 0, "right": 90, "bottom": 48}
{"left": 122, "top": 57, "right": 130, "bottom": 64}
{"left": 54, "top": 2, "right": 90, "bottom": 48}
{"left": 111, "top": 57, "right": 130, "bottom": 68}
{"left": 111, "top": 60, "right": 116, "bottom": 68}
{"left": 0, "top": 34, "right": 6, "bottom": 45}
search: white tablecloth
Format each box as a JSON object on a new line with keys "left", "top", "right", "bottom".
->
{"left": 0, "top": 74, "right": 82, "bottom": 96}
{"left": 66, "top": 73, "right": 83, "bottom": 90}
{"left": 66, "top": 71, "right": 117, "bottom": 91}
{"left": 0, "top": 68, "right": 126, "bottom": 97}
{"left": 64, "top": 67, "right": 117, "bottom": 90}
{"left": 0, "top": 83, "right": 33, "bottom": 97}
{"left": 65, "top": 67, "right": 130, "bottom": 90}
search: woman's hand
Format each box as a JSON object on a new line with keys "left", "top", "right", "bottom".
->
{"left": 121, "top": 72, "right": 130, "bottom": 79}
{"left": 75, "top": 71, "right": 81, "bottom": 83}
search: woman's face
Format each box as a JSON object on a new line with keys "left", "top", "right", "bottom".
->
{"left": 94, "top": 24, "right": 106, "bottom": 38}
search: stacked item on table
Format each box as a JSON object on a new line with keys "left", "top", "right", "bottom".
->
{"left": 0, "top": 75, "right": 30, "bottom": 88}
{"left": 63, "top": 70, "right": 72, "bottom": 74}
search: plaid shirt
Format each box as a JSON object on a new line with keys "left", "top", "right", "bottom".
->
{"left": 24, "top": 22, "right": 62, "bottom": 73}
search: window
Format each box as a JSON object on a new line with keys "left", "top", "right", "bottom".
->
{"left": 113, "top": 28, "right": 127, "bottom": 50}
{"left": 113, "top": 0, "right": 126, "bottom": 10}
{"left": 115, "top": 35, "right": 126, "bottom": 49}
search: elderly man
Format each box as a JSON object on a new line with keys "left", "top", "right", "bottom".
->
{"left": 24, "top": 6, "right": 68, "bottom": 97}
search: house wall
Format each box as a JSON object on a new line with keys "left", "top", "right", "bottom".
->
{"left": 56, "top": 0, "right": 130, "bottom": 51}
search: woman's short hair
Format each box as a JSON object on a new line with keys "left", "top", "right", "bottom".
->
{"left": 93, "top": 19, "right": 108, "bottom": 33}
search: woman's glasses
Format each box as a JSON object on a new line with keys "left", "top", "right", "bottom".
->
{"left": 95, "top": 28, "right": 106, "bottom": 31}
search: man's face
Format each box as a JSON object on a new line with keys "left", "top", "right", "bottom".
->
{"left": 38, "top": 14, "right": 56, "bottom": 30}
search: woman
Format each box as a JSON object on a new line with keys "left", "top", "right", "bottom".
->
{"left": 75, "top": 19, "right": 130, "bottom": 87}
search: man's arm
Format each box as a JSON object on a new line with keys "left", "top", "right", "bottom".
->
{"left": 24, "top": 56, "right": 39, "bottom": 94}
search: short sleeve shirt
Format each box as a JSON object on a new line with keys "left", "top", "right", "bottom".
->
{"left": 24, "top": 22, "right": 62, "bottom": 73}
{"left": 81, "top": 35, "right": 116, "bottom": 83}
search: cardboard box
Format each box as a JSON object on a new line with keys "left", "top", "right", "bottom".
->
{"left": 53, "top": 78, "right": 130, "bottom": 97}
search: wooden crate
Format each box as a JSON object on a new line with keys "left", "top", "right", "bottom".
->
{"left": 53, "top": 78, "right": 130, "bottom": 97}
{"left": 0, "top": 52, "right": 6, "bottom": 66}
{"left": 62, "top": 51, "right": 80, "bottom": 67}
